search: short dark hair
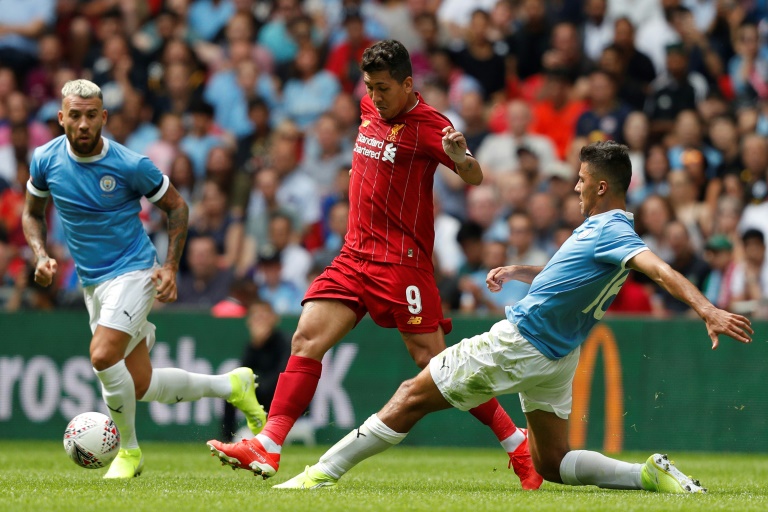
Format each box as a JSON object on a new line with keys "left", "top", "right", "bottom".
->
{"left": 360, "top": 40, "right": 412, "bottom": 83}
{"left": 742, "top": 228, "right": 765, "bottom": 245}
{"left": 579, "top": 141, "right": 632, "bottom": 194}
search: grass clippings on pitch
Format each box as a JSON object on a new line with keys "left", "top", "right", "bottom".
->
{"left": 0, "top": 442, "right": 767, "bottom": 512}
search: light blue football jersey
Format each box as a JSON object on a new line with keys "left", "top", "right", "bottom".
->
{"left": 28, "top": 136, "right": 169, "bottom": 286}
{"left": 507, "top": 210, "right": 648, "bottom": 359}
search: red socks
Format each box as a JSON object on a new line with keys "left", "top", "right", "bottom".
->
{"left": 261, "top": 355, "right": 322, "bottom": 446}
{"left": 469, "top": 398, "right": 517, "bottom": 442}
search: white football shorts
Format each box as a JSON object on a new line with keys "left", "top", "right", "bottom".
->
{"left": 83, "top": 267, "right": 158, "bottom": 356}
{"left": 429, "top": 319, "right": 580, "bottom": 419}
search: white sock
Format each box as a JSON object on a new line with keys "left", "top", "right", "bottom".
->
{"left": 315, "top": 414, "right": 407, "bottom": 480}
{"left": 139, "top": 368, "right": 232, "bottom": 403}
{"left": 256, "top": 434, "right": 281, "bottom": 454}
{"left": 560, "top": 450, "right": 643, "bottom": 490}
{"left": 94, "top": 360, "right": 138, "bottom": 450}
{"left": 500, "top": 428, "right": 526, "bottom": 453}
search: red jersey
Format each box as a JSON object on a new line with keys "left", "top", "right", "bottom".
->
{"left": 345, "top": 92, "right": 457, "bottom": 271}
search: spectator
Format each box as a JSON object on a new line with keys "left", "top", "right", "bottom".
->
{"left": 582, "top": 0, "right": 614, "bottom": 62}
{"left": 0, "top": 0, "right": 56, "bottom": 82}
{"left": 611, "top": 17, "right": 657, "bottom": 89}
{"left": 427, "top": 48, "right": 484, "bottom": 115}
{"left": 458, "top": 239, "right": 509, "bottom": 314}
{"left": 526, "top": 191, "right": 560, "bottom": 255}
{"left": 575, "top": 69, "right": 632, "bottom": 144}
{"left": 655, "top": 220, "right": 711, "bottom": 313}
{"left": 175, "top": 235, "right": 234, "bottom": 308}
{"left": 629, "top": 143, "right": 671, "bottom": 206}
{"left": 636, "top": 194, "right": 676, "bottom": 261}
{"left": 254, "top": 248, "right": 303, "bottom": 315}
{"left": 511, "top": 0, "right": 551, "bottom": 81}
{"left": 168, "top": 152, "right": 198, "bottom": 207}
{"left": 187, "top": 180, "right": 245, "bottom": 272}
{"left": 265, "top": 211, "right": 312, "bottom": 292}
{"left": 145, "top": 112, "right": 185, "bottom": 176}
{"left": 180, "top": 99, "right": 227, "bottom": 181}
{"left": 325, "top": 8, "right": 372, "bottom": 94}
{"left": 257, "top": 0, "right": 307, "bottom": 66}
{"left": 622, "top": 111, "right": 651, "bottom": 195}
{"left": 221, "top": 299, "right": 291, "bottom": 441}
{"left": 635, "top": 0, "right": 683, "bottom": 75}
{"left": 701, "top": 234, "right": 737, "bottom": 310}
{"left": 465, "top": 184, "right": 506, "bottom": 241}
{"left": 728, "top": 21, "right": 768, "bottom": 102}
{"left": 731, "top": 229, "right": 768, "bottom": 312}
{"left": 645, "top": 43, "right": 709, "bottom": 140}
{"left": 314, "top": 200, "right": 350, "bottom": 271}
{"left": 530, "top": 68, "right": 588, "bottom": 161}
{"left": 278, "top": 45, "right": 341, "bottom": 130}
{"left": 23, "top": 32, "right": 63, "bottom": 110}
{"left": 187, "top": 0, "right": 235, "bottom": 42}
{"left": 457, "top": 90, "right": 489, "bottom": 153}
{"left": 235, "top": 97, "right": 273, "bottom": 174}
{"left": 477, "top": 100, "right": 558, "bottom": 179}
{"left": 447, "top": 9, "right": 508, "bottom": 102}
{"left": 299, "top": 113, "right": 351, "bottom": 197}
{"left": 599, "top": 44, "right": 648, "bottom": 111}
{"left": 738, "top": 133, "right": 768, "bottom": 205}
{"left": 542, "top": 21, "right": 593, "bottom": 83}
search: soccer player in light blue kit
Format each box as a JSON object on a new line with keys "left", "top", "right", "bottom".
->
{"left": 22, "top": 79, "right": 266, "bottom": 479}
{"left": 275, "top": 141, "right": 753, "bottom": 492}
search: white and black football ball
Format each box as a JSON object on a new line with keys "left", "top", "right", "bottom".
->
{"left": 63, "top": 412, "right": 121, "bottom": 469}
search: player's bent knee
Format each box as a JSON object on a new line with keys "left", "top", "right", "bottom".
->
{"left": 90, "top": 348, "right": 121, "bottom": 371}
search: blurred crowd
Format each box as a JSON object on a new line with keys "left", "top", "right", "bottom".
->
{"left": 2, "top": 0, "right": 768, "bottom": 319}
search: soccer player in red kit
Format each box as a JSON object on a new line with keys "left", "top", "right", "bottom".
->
{"left": 207, "top": 40, "right": 542, "bottom": 490}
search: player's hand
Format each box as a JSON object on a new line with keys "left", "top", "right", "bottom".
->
{"left": 486, "top": 266, "right": 514, "bottom": 293}
{"left": 34, "top": 256, "right": 58, "bottom": 287}
{"left": 152, "top": 266, "right": 178, "bottom": 303}
{"left": 702, "top": 306, "right": 753, "bottom": 349}
{"left": 441, "top": 126, "right": 467, "bottom": 163}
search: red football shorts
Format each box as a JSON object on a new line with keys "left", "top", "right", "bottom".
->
{"left": 303, "top": 251, "right": 452, "bottom": 335}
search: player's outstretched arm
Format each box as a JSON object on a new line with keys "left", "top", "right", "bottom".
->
{"left": 442, "top": 126, "right": 483, "bottom": 185}
{"left": 152, "top": 183, "right": 189, "bottom": 303}
{"left": 22, "top": 191, "right": 58, "bottom": 287}
{"left": 486, "top": 265, "right": 545, "bottom": 292}
{"left": 628, "top": 250, "right": 753, "bottom": 349}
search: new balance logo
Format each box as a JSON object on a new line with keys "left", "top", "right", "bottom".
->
{"left": 383, "top": 143, "right": 397, "bottom": 163}
{"left": 123, "top": 310, "right": 133, "bottom": 321}
{"left": 406, "top": 316, "right": 422, "bottom": 325}
{"left": 107, "top": 404, "right": 124, "bottom": 414}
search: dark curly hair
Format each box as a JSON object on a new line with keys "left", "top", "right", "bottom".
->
{"left": 360, "top": 40, "right": 412, "bottom": 83}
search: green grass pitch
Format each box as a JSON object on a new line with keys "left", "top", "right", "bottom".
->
{"left": 1, "top": 441, "right": 767, "bottom": 512}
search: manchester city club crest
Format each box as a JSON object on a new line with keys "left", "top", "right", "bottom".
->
{"left": 99, "top": 175, "right": 116, "bottom": 192}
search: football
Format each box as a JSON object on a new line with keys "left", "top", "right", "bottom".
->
{"left": 63, "top": 412, "right": 121, "bottom": 469}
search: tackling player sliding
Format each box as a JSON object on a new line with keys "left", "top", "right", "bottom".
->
{"left": 207, "top": 39, "right": 542, "bottom": 490}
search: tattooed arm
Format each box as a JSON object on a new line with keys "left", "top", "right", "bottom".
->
{"left": 151, "top": 183, "right": 189, "bottom": 303}
{"left": 22, "top": 191, "right": 58, "bottom": 287}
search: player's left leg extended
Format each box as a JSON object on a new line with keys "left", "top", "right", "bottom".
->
{"left": 400, "top": 329, "right": 542, "bottom": 490}
{"left": 128, "top": 340, "right": 266, "bottom": 435}
{"left": 275, "top": 367, "right": 450, "bottom": 489}
{"left": 525, "top": 410, "right": 706, "bottom": 493}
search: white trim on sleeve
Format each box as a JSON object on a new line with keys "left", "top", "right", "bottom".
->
{"left": 27, "top": 179, "right": 51, "bottom": 198}
{"left": 621, "top": 246, "right": 649, "bottom": 268}
{"left": 146, "top": 175, "right": 170, "bottom": 203}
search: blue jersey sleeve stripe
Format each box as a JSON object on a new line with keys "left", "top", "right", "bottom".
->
{"left": 27, "top": 179, "right": 51, "bottom": 198}
{"left": 146, "top": 175, "right": 169, "bottom": 203}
